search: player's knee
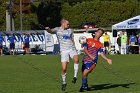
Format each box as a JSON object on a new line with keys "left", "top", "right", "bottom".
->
{"left": 74, "top": 60, "right": 79, "bottom": 64}
{"left": 82, "top": 73, "right": 86, "bottom": 77}
{"left": 82, "top": 73, "right": 88, "bottom": 77}
{"left": 62, "top": 68, "right": 67, "bottom": 73}
{"left": 73, "top": 57, "right": 79, "bottom": 63}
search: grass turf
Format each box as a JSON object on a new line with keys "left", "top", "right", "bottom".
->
{"left": 0, "top": 55, "right": 139, "bottom": 93}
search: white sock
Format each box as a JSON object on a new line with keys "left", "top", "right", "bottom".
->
{"left": 62, "top": 73, "right": 66, "bottom": 84}
{"left": 74, "top": 63, "right": 79, "bottom": 78}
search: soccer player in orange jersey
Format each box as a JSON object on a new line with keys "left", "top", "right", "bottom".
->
{"left": 79, "top": 29, "right": 112, "bottom": 92}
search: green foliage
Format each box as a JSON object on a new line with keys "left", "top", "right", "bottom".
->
{"left": 61, "top": 0, "right": 140, "bottom": 28}
{"left": 0, "top": 0, "right": 6, "bottom": 31}
{"left": 0, "top": 0, "right": 140, "bottom": 30}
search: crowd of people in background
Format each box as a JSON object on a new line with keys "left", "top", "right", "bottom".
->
{"left": 116, "top": 31, "right": 140, "bottom": 54}
{"left": 0, "top": 30, "right": 140, "bottom": 56}
{"left": 0, "top": 32, "right": 30, "bottom": 56}
{"left": 102, "top": 31, "right": 140, "bottom": 55}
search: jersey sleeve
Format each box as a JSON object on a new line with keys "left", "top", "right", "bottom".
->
{"left": 52, "top": 27, "right": 59, "bottom": 33}
{"left": 83, "top": 43, "right": 88, "bottom": 48}
{"left": 98, "top": 43, "right": 104, "bottom": 53}
{"left": 99, "top": 48, "right": 104, "bottom": 53}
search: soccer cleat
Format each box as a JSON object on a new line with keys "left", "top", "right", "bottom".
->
{"left": 72, "top": 77, "right": 77, "bottom": 84}
{"left": 79, "top": 87, "right": 84, "bottom": 92}
{"left": 61, "top": 83, "right": 67, "bottom": 91}
{"left": 79, "top": 86, "right": 90, "bottom": 92}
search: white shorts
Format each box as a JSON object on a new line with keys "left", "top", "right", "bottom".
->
{"left": 61, "top": 49, "right": 78, "bottom": 62}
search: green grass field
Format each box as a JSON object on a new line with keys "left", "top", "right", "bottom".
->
{"left": 0, "top": 55, "right": 140, "bottom": 93}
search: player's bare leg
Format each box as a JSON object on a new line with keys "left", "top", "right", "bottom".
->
{"left": 61, "top": 62, "right": 68, "bottom": 91}
{"left": 72, "top": 55, "right": 79, "bottom": 84}
{"left": 0, "top": 49, "right": 3, "bottom": 56}
{"left": 25, "top": 48, "right": 30, "bottom": 54}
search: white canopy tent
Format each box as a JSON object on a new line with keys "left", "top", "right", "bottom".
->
{"left": 111, "top": 15, "right": 140, "bottom": 54}
{"left": 112, "top": 15, "right": 140, "bottom": 30}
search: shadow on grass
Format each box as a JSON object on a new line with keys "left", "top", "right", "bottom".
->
{"left": 65, "top": 83, "right": 135, "bottom": 93}
{"left": 89, "top": 83, "right": 135, "bottom": 91}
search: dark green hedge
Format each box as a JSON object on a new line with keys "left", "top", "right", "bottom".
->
{"left": 61, "top": 0, "right": 140, "bottom": 28}
{"left": 0, "top": 0, "right": 140, "bottom": 31}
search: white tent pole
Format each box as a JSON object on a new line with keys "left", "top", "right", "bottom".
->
{"left": 111, "top": 26, "right": 116, "bottom": 54}
{"left": 44, "top": 30, "right": 47, "bottom": 53}
{"left": 112, "top": 26, "right": 115, "bottom": 46}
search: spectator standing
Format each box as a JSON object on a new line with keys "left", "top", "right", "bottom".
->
{"left": 117, "top": 34, "right": 121, "bottom": 54}
{"left": 129, "top": 32, "right": 137, "bottom": 46}
{"left": 24, "top": 33, "right": 30, "bottom": 54}
{"left": 121, "top": 32, "right": 127, "bottom": 54}
{"left": 129, "top": 32, "right": 137, "bottom": 54}
{"left": 7, "top": 33, "right": 16, "bottom": 55}
{"left": 103, "top": 32, "right": 110, "bottom": 54}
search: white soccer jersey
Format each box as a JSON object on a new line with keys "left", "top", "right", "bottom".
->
{"left": 53, "top": 27, "right": 76, "bottom": 51}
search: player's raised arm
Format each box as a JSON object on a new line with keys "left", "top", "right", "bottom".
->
{"left": 45, "top": 27, "right": 56, "bottom": 33}
{"left": 100, "top": 52, "right": 112, "bottom": 65}
{"left": 45, "top": 27, "right": 51, "bottom": 33}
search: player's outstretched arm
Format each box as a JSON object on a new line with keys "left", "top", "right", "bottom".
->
{"left": 45, "top": 27, "right": 54, "bottom": 33}
{"left": 45, "top": 27, "right": 52, "bottom": 33}
{"left": 100, "top": 52, "right": 112, "bottom": 65}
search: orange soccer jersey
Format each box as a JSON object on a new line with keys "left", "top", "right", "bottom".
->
{"left": 83, "top": 38, "right": 104, "bottom": 63}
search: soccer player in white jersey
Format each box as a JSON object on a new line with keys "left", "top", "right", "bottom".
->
{"left": 45, "top": 19, "right": 79, "bottom": 91}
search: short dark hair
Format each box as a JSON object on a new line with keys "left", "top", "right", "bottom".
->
{"left": 97, "top": 28, "right": 104, "bottom": 35}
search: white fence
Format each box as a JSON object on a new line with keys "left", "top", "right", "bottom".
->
{"left": 0, "top": 29, "right": 118, "bottom": 54}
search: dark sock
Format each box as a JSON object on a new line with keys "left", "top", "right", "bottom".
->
{"left": 82, "top": 77, "right": 87, "bottom": 88}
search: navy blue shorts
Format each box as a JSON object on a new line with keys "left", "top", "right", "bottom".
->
{"left": 24, "top": 43, "right": 30, "bottom": 48}
{"left": 0, "top": 45, "right": 2, "bottom": 49}
{"left": 82, "top": 61, "right": 97, "bottom": 72}
{"left": 104, "top": 42, "right": 109, "bottom": 47}
{"left": 10, "top": 43, "right": 15, "bottom": 49}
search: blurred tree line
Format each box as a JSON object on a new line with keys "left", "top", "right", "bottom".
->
{"left": 0, "top": 0, "right": 140, "bottom": 31}
{"left": 0, "top": 0, "right": 6, "bottom": 31}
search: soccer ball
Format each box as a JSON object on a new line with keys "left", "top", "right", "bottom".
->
{"left": 79, "top": 36, "right": 87, "bottom": 44}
